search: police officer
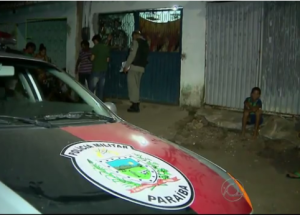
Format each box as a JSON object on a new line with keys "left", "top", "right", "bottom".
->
{"left": 123, "top": 30, "right": 149, "bottom": 113}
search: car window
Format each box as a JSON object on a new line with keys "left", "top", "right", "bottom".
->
{"left": 28, "top": 67, "right": 82, "bottom": 103}
{"left": 0, "top": 57, "right": 113, "bottom": 119}
{"left": 0, "top": 72, "right": 31, "bottom": 102}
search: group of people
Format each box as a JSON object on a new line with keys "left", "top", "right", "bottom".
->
{"left": 23, "top": 42, "right": 51, "bottom": 63}
{"left": 76, "top": 34, "right": 110, "bottom": 101}
{"left": 76, "top": 30, "right": 149, "bottom": 113}
{"left": 20, "top": 30, "right": 150, "bottom": 113}
{"left": 22, "top": 42, "right": 78, "bottom": 103}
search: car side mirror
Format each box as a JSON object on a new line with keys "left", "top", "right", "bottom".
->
{"left": 104, "top": 102, "right": 117, "bottom": 114}
{"left": 0, "top": 65, "right": 15, "bottom": 77}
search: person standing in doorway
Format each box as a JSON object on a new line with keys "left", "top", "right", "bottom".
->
{"left": 123, "top": 30, "right": 149, "bottom": 113}
{"left": 90, "top": 34, "right": 110, "bottom": 101}
{"left": 75, "top": 40, "right": 92, "bottom": 88}
{"left": 23, "top": 42, "right": 36, "bottom": 57}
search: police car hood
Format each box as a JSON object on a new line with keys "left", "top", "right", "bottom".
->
{"left": 0, "top": 122, "right": 252, "bottom": 214}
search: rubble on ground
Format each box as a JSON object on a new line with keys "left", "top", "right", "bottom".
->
{"left": 169, "top": 114, "right": 300, "bottom": 172}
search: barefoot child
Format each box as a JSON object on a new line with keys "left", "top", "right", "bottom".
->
{"left": 241, "top": 87, "right": 263, "bottom": 138}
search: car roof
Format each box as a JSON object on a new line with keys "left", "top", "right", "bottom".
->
{"left": 0, "top": 50, "right": 45, "bottom": 63}
{"left": 0, "top": 50, "right": 63, "bottom": 72}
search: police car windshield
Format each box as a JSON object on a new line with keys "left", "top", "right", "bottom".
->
{"left": 0, "top": 57, "right": 113, "bottom": 121}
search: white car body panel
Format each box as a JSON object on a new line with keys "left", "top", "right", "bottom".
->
{"left": 0, "top": 181, "right": 41, "bottom": 214}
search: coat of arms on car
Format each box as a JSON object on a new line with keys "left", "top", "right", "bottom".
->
{"left": 61, "top": 141, "right": 195, "bottom": 210}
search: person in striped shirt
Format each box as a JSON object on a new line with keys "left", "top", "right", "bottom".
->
{"left": 75, "top": 40, "right": 92, "bottom": 88}
{"left": 242, "top": 87, "right": 263, "bottom": 139}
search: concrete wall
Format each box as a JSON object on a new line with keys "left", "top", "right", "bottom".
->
{"left": 82, "top": 1, "right": 206, "bottom": 107}
{"left": 0, "top": 2, "right": 77, "bottom": 75}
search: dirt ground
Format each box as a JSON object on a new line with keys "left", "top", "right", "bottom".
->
{"left": 116, "top": 102, "right": 300, "bottom": 214}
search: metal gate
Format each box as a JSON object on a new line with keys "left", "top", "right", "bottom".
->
{"left": 103, "top": 9, "right": 182, "bottom": 104}
{"left": 205, "top": 2, "right": 263, "bottom": 109}
{"left": 261, "top": 2, "right": 300, "bottom": 115}
{"left": 26, "top": 18, "right": 67, "bottom": 69}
